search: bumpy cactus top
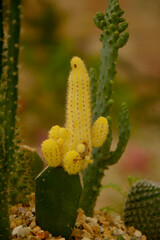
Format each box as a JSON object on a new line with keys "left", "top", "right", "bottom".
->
{"left": 41, "top": 57, "right": 108, "bottom": 174}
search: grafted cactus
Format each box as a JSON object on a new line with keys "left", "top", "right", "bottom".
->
{"left": 36, "top": 57, "right": 109, "bottom": 239}
{"left": 80, "top": 0, "right": 130, "bottom": 216}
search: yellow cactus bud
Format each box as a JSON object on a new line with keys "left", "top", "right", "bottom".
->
{"left": 77, "top": 144, "right": 85, "bottom": 153}
{"left": 91, "top": 116, "right": 108, "bottom": 147}
{"left": 48, "top": 125, "right": 60, "bottom": 140}
{"left": 59, "top": 127, "right": 68, "bottom": 139}
{"left": 65, "top": 56, "right": 92, "bottom": 156}
{"left": 63, "top": 150, "right": 82, "bottom": 174}
{"left": 57, "top": 138, "right": 65, "bottom": 146}
{"left": 41, "top": 139, "right": 61, "bottom": 167}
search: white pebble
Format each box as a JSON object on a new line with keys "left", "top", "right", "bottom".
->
{"left": 133, "top": 230, "right": 142, "bottom": 238}
{"left": 12, "top": 225, "right": 31, "bottom": 237}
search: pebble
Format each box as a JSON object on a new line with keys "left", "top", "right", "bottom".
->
{"left": 12, "top": 225, "right": 31, "bottom": 237}
{"left": 133, "top": 230, "right": 142, "bottom": 238}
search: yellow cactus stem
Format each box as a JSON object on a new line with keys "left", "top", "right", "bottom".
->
{"left": 41, "top": 139, "right": 61, "bottom": 167}
{"left": 41, "top": 57, "right": 109, "bottom": 174}
{"left": 91, "top": 116, "right": 108, "bottom": 148}
{"left": 63, "top": 150, "right": 82, "bottom": 174}
{"left": 65, "top": 56, "right": 92, "bottom": 156}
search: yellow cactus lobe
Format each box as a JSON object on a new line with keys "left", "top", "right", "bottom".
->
{"left": 63, "top": 150, "right": 82, "bottom": 174}
{"left": 48, "top": 125, "right": 60, "bottom": 140}
{"left": 65, "top": 56, "right": 92, "bottom": 156}
{"left": 41, "top": 139, "right": 61, "bottom": 167}
{"left": 91, "top": 116, "right": 108, "bottom": 147}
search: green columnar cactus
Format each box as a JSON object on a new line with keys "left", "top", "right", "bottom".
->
{"left": 0, "top": 0, "right": 21, "bottom": 239}
{"left": 124, "top": 180, "right": 160, "bottom": 240}
{"left": 80, "top": 0, "right": 130, "bottom": 216}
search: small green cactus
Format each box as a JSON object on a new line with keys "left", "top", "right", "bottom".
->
{"left": 124, "top": 180, "right": 160, "bottom": 240}
{"left": 80, "top": 0, "right": 130, "bottom": 216}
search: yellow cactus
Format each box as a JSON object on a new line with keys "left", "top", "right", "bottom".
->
{"left": 91, "top": 117, "right": 108, "bottom": 147}
{"left": 41, "top": 56, "right": 108, "bottom": 174}
{"left": 41, "top": 139, "right": 61, "bottom": 167}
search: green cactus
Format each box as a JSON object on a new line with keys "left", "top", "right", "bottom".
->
{"left": 80, "top": 0, "right": 130, "bottom": 216}
{"left": 0, "top": 0, "right": 21, "bottom": 239}
{"left": 36, "top": 167, "right": 82, "bottom": 240}
{"left": 124, "top": 180, "right": 160, "bottom": 240}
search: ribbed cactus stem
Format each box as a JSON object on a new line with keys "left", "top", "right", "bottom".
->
{"left": 4, "top": 0, "right": 21, "bottom": 172}
{"left": 0, "top": 0, "right": 21, "bottom": 239}
{"left": 80, "top": 0, "right": 130, "bottom": 216}
{"left": 0, "top": 0, "right": 3, "bottom": 77}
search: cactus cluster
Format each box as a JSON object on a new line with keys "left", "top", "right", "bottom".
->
{"left": 80, "top": 0, "right": 130, "bottom": 216}
{"left": 124, "top": 180, "right": 160, "bottom": 240}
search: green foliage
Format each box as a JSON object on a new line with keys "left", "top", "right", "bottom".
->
{"left": 36, "top": 167, "right": 82, "bottom": 240}
{"left": 124, "top": 180, "right": 160, "bottom": 240}
{"left": 80, "top": 0, "right": 130, "bottom": 216}
{"left": 9, "top": 145, "right": 44, "bottom": 205}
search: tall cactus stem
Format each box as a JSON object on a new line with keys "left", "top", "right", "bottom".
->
{"left": 4, "top": 0, "right": 21, "bottom": 172}
{"left": 80, "top": 0, "right": 130, "bottom": 216}
{"left": 0, "top": 0, "right": 21, "bottom": 239}
{"left": 0, "top": 0, "right": 3, "bottom": 77}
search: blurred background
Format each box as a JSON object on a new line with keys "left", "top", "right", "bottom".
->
{"left": 18, "top": 0, "right": 160, "bottom": 213}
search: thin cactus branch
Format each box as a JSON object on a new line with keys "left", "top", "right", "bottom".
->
{"left": 89, "top": 68, "right": 98, "bottom": 112}
{"left": 80, "top": 0, "right": 130, "bottom": 216}
{"left": 107, "top": 102, "right": 130, "bottom": 165}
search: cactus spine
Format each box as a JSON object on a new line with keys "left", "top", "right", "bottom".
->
{"left": 0, "top": 0, "right": 21, "bottom": 239}
{"left": 124, "top": 180, "right": 160, "bottom": 240}
{"left": 80, "top": 0, "right": 130, "bottom": 216}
